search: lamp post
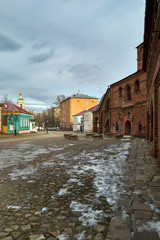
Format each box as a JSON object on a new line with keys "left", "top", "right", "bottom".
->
{"left": 14, "top": 115, "right": 17, "bottom": 136}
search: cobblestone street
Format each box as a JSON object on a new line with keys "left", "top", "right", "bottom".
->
{"left": 0, "top": 132, "right": 160, "bottom": 240}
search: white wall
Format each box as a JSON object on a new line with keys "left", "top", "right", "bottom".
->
{"left": 84, "top": 111, "right": 93, "bottom": 132}
{"left": 73, "top": 115, "right": 83, "bottom": 131}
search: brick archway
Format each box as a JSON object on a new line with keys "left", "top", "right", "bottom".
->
{"left": 125, "top": 120, "right": 131, "bottom": 135}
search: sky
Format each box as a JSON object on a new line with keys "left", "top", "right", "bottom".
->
{"left": 0, "top": 0, "right": 145, "bottom": 112}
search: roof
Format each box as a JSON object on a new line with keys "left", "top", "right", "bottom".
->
{"left": 73, "top": 105, "right": 98, "bottom": 117}
{"left": 18, "top": 98, "right": 24, "bottom": 101}
{"left": 110, "top": 69, "right": 145, "bottom": 87}
{"left": 94, "top": 88, "right": 111, "bottom": 112}
{"left": 61, "top": 93, "right": 98, "bottom": 104}
{"left": 2, "top": 102, "right": 32, "bottom": 115}
{"left": 95, "top": 93, "right": 106, "bottom": 112}
{"left": 136, "top": 42, "right": 144, "bottom": 49}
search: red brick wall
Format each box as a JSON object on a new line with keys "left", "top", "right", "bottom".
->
{"left": 110, "top": 70, "right": 147, "bottom": 137}
{"left": 143, "top": 0, "right": 160, "bottom": 158}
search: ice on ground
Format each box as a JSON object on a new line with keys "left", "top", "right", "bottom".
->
{"left": 41, "top": 161, "right": 55, "bottom": 167}
{"left": 138, "top": 221, "right": 160, "bottom": 237}
{"left": 9, "top": 165, "right": 38, "bottom": 180}
{"left": 49, "top": 147, "right": 64, "bottom": 151}
{"left": 7, "top": 205, "right": 21, "bottom": 210}
{"left": 77, "top": 231, "right": 85, "bottom": 240}
{"left": 69, "top": 140, "right": 131, "bottom": 211}
{"left": 70, "top": 201, "right": 106, "bottom": 227}
{"left": 42, "top": 207, "right": 48, "bottom": 212}
{"left": 0, "top": 143, "right": 52, "bottom": 169}
{"left": 57, "top": 233, "right": 69, "bottom": 240}
{"left": 58, "top": 188, "right": 69, "bottom": 196}
{"left": 56, "top": 153, "right": 68, "bottom": 159}
{"left": 68, "top": 178, "right": 79, "bottom": 183}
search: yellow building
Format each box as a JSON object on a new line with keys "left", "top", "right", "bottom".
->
{"left": 60, "top": 93, "right": 98, "bottom": 129}
{"left": 17, "top": 91, "right": 24, "bottom": 109}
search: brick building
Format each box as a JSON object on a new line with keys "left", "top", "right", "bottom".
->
{"left": 93, "top": 88, "right": 111, "bottom": 133}
{"left": 143, "top": 0, "right": 160, "bottom": 158}
{"left": 60, "top": 93, "right": 98, "bottom": 130}
{"left": 93, "top": 43, "right": 147, "bottom": 137}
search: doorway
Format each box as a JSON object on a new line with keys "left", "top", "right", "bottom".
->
{"left": 125, "top": 120, "right": 131, "bottom": 135}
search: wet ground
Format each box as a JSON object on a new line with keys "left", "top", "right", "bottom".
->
{"left": 0, "top": 131, "right": 160, "bottom": 240}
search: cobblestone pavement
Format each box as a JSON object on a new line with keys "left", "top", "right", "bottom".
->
{"left": 0, "top": 132, "right": 160, "bottom": 240}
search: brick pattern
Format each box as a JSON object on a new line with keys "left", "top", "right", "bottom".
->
{"left": 143, "top": 0, "right": 160, "bottom": 158}
{"left": 93, "top": 71, "right": 147, "bottom": 137}
{"left": 93, "top": 43, "right": 147, "bottom": 138}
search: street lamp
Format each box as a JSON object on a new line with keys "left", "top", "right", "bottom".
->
{"left": 14, "top": 115, "right": 17, "bottom": 136}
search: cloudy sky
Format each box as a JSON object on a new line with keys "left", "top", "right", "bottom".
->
{"left": 0, "top": 0, "right": 145, "bottom": 112}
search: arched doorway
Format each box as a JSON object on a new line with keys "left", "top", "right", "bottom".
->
{"left": 125, "top": 120, "right": 131, "bottom": 135}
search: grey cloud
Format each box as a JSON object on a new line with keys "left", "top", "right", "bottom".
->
{"left": 0, "top": 33, "right": 21, "bottom": 52}
{"left": 67, "top": 63, "right": 101, "bottom": 81}
{"left": 32, "top": 42, "right": 48, "bottom": 50}
{"left": 29, "top": 51, "right": 54, "bottom": 64}
{"left": 24, "top": 88, "right": 56, "bottom": 104}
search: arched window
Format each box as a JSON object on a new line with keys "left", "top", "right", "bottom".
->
{"left": 139, "top": 122, "right": 142, "bottom": 132}
{"left": 118, "top": 87, "right": 122, "bottom": 97}
{"left": 135, "top": 80, "right": 140, "bottom": 92}
{"left": 116, "top": 122, "right": 119, "bottom": 131}
{"left": 95, "top": 117, "right": 98, "bottom": 123}
{"left": 126, "top": 85, "right": 131, "bottom": 101}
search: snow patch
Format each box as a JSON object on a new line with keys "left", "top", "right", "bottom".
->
{"left": 138, "top": 221, "right": 160, "bottom": 237}
{"left": 70, "top": 201, "right": 106, "bottom": 227}
{"left": 7, "top": 205, "right": 21, "bottom": 210}
{"left": 57, "top": 233, "right": 69, "bottom": 240}
{"left": 58, "top": 188, "right": 69, "bottom": 196}
{"left": 77, "top": 231, "right": 85, "bottom": 240}
{"left": 9, "top": 165, "right": 38, "bottom": 180}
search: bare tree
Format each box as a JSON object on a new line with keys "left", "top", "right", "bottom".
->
{"left": 2, "top": 94, "right": 12, "bottom": 103}
{"left": 54, "top": 94, "right": 67, "bottom": 106}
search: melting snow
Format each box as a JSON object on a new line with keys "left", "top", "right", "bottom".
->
{"left": 9, "top": 166, "right": 38, "bottom": 180}
{"left": 42, "top": 207, "right": 48, "bottom": 212}
{"left": 58, "top": 188, "right": 69, "bottom": 196}
{"left": 138, "top": 221, "right": 160, "bottom": 237}
{"left": 57, "top": 233, "right": 69, "bottom": 240}
{"left": 68, "top": 141, "right": 131, "bottom": 210}
{"left": 70, "top": 201, "right": 106, "bottom": 227}
{"left": 77, "top": 231, "right": 85, "bottom": 240}
{"left": 7, "top": 205, "right": 21, "bottom": 210}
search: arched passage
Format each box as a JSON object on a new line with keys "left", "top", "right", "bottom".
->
{"left": 125, "top": 120, "right": 131, "bottom": 135}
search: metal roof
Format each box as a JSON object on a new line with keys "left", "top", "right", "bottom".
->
{"left": 2, "top": 102, "right": 32, "bottom": 115}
